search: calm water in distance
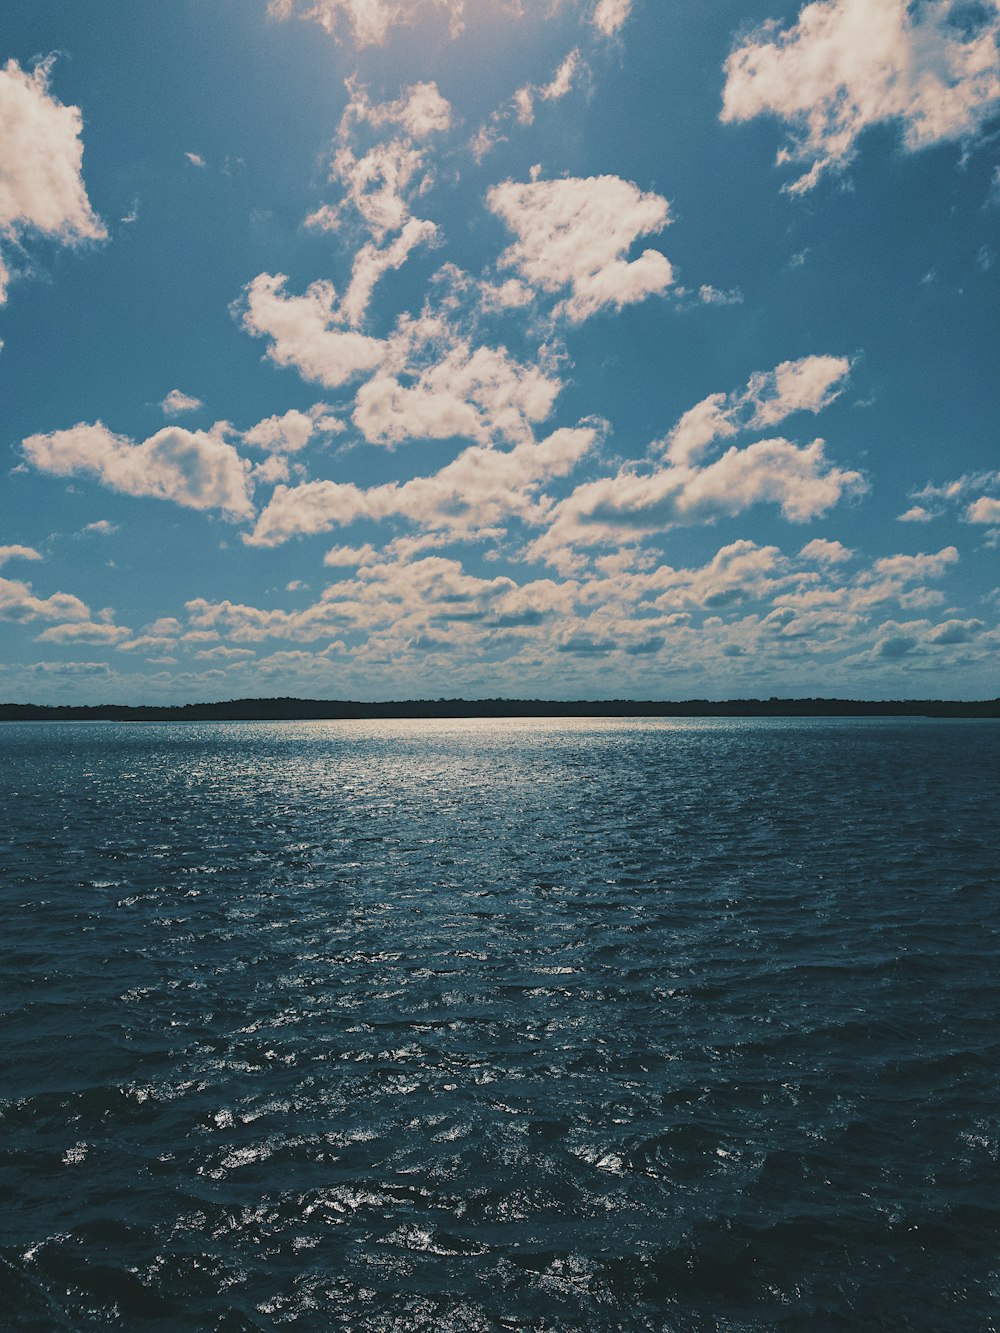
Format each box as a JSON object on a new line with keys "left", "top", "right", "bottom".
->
{"left": 1, "top": 718, "right": 999, "bottom": 1330}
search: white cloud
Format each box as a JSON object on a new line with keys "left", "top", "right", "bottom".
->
{"left": 82, "top": 519, "right": 118, "bottom": 535}
{"left": 469, "top": 122, "right": 504, "bottom": 162}
{"left": 928, "top": 617, "right": 984, "bottom": 644}
{"left": 722, "top": 0, "right": 1000, "bottom": 193}
{"left": 0, "top": 575, "right": 90, "bottom": 624}
{"left": 529, "top": 437, "right": 865, "bottom": 568}
{"left": 194, "top": 645, "right": 256, "bottom": 661}
{"left": 0, "top": 544, "right": 42, "bottom": 565}
{"left": 324, "top": 543, "right": 380, "bottom": 566}
{"left": 243, "top": 404, "right": 339, "bottom": 454}
{"left": 268, "top": 0, "right": 470, "bottom": 46}
{"left": 698, "top": 284, "right": 744, "bottom": 306}
{"left": 592, "top": 0, "right": 633, "bottom": 37}
{"left": 0, "top": 58, "right": 105, "bottom": 302}
{"left": 23, "top": 422, "right": 255, "bottom": 519}
{"left": 513, "top": 49, "right": 585, "bottom": 126}
{"left": 967, "top": 496, "right": 1000, "bottom": 524}
{"left": 487, "top": 174, "right": 673, "bottom": 322}
{"left": 184, "top": 151, "right": 207, "bottom": 168}
{"left": 316, "top": 140, "right": 428, "bottom": 241}
{"left": 902, "top": 470, "right": 1000, "bottom": 523}
{"left": 341, "top": 77, "right": 452, "bottom": 139}
{"left": 160, "top": 388, "right": 204, "bottom": 416}
{"left": 341, "top": 216, "right": 439, "bottom": 325}
{"left": 799, "top": 537, "right": 853, "bottom": 563}
{"left": 353, "top": 338, "right": 563, "bottom": 447}
{"left": 478, "top": 277, "right": 535, "bottom": 311}
{"left": 35, "top": 620, "right": 131, "bottom": 645}
{"left": 664, "top": 354, "right": 852, "bottom": 465}
{"left": 239, "top": 272, "right": 385, "bottom": 387}
{"left": 247, "top": 423, "right": 599, "bottom": 546}
{"left": 116, "top": 634, "right": 177, "bottom": 654}
{"left": 898, "top": 505, "right": 933, "bottom": 522}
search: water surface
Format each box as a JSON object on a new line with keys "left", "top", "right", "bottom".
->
{"left": 2, "top": 718, "right": 998, "bottom": 1329}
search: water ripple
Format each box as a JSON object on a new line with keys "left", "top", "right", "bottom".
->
{"left": 1, "top": 717, "right": 998, "bottom": 1329}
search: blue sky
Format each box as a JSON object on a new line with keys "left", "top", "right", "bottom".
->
{"left": 1, "top": 0, "right": 998, "bottom": 702}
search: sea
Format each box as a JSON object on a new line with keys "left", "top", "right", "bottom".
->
{"left": 1, "top": 717, "right": 998, "bottom": 1331}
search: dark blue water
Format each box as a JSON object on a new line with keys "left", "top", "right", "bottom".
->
{"left": 1, "top": 718, "right": 999, "bottom": 1330}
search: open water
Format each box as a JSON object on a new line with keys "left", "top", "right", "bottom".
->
{"left": 1, "top": 717, "right": 999, "bottom": 1330}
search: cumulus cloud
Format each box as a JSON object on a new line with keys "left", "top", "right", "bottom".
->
{"left": 0, "top": 544, "right": 42, "bottom": 565}
{"left": 243, "top": 403, "right": 341, "bottom": 453}
{"left": 22, "top": 422, "right": 255, "bottom": 519}
{"left": 664, "top": 354, "right": 852, "bottom": 465}
{"left": 928, "top": 617, "right": 984, "bottom": 644}
{"left": 135, "top": 531, "right": 989, "bottom": 696}
{"left": 239, "top": 272, "right": 385, "bottom": 387}
{"left": 0, "top": 58, "right": 105, "bottom": 302}
{"left": 160, "top": 388, "right": 204, "bottom": 416}
{"left": 967, "top": 496, "right": 1000, "bottom": 524}
{"left": 314, "top": 139, "right": 429, "bottom": 241}
{"left": 901, "top": 470, "right": 1000, "bottom": 524}
{"left": 529, "top": 437, "right": 865, "bottom": 568}
{"left": 246, "top": 423, "right": 599, "bottom": 546}
{"left": 341, "top": 77, "right": 452, "bottom": 139}
{"left": 592, "top": 0, "right": 633, "bottom": 37}
{"left": 0, "top": 575, "right": 90, "bottom": 624}
{"left": 35, "top": 620, "right": 131, "bottom": 645}
{"left": 722, "top": 0, "right": 1000, "bottom": 193}
{"left": 487, "top": 174, "right": 673, "bottom": 322}
{"left": 799, "top": 537, "right": 853, "bottom": 563}
{"left": 780, "top": 546, "right": 960, "bottom": 616}
{"left": 353, "top": 338, "right": 562, "bottom": 446}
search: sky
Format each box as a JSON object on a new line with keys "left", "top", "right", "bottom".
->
{"left": 1, "top": 0, "right": 999, "bottom": 704}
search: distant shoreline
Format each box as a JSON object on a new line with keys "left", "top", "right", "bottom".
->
{"left": 1, "top": 697, "right": 999, "bottom": 721}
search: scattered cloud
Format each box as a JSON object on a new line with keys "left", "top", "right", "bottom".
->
{"left": 184, "top": 151, "right": 207, "bottom": 168}
{"left": 901, "top": 470, "right": 1000, "bottom": 526}
{"left": 267, "top": 0, "right": 472, "bottom": 46}
{"left": 23, "top": 422, "right": 255, "bottom": 519}
{"left": 161, "top": 388, "right": 204, "bottom": 416}
{"left": 487, "top": 174, "right": 673, "bottom": 322}
{"left": 341, "top": 217, "right": 440, "bottom": 325}
{"left": 341, "top": 77, "right": 453, "bottom": 139}
{"left": 513, "top": 49, "right": 586, "bottom": 126}
{"left": 967, "top": 495, "right": 1000, "bottom": 525}
{"left": 246, "top": 423, "right": 599, "bottom": 546}
{"left": 0, "top": 575, "right": 90, "bottom": 624}
{"left": 353, "top": 337, "right": 563, "bottom": 447}
{"left": 697, "top": 284, "right": 744, "bottom": 306}
{"left": 799, "top": 537, "right": 853, "bottom": 564}
{"left": 898, "top": 504, "right": 933, "bottom": 522}
{"left": 36, "top": 619, "right": 131, "bottom": 645}
{"left": 0, "top": 543, "right": 42, "bottom": 565}
{"left": 243, "top": 403, "right": 341, "bottom": 453}
{"left": 0, "top": 57, "right": 106, "bottom": 303}
{"left": 316, "top": 139, "right": 430, "bottom": 241}
{"left": 664, "top": 354, "right": 852, "bottom": 465}
{"left": 592, "top": 0, "right": 633, "bottom": 38}
{"left": 239, "top": 272, "right": 385, "bottom": 387}
{"left": 722, "top": 0, "right": 1000, "bottom": 192}
{"left": 529, "top": 436, "right": 866, "bottom": 569}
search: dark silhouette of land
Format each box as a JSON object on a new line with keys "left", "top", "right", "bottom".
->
{"left": 1, "top": 696, "right": 998, "bottom": 721}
